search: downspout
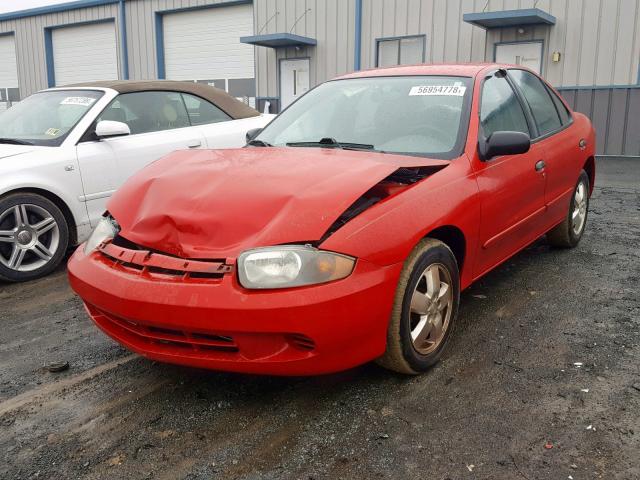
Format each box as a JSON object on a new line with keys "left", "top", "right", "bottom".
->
{"left": 119, "top": 0, "right": 129, "bottom": 79}
{"left": 354, "top": 0, "right": 362, "bottom": 71}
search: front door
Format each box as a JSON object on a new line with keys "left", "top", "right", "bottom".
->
{"left": 280, "top": 59, "right": 310, "bottom": 110}
{"left": 473, "top": 72, "right": 547, "bottom": 278}
{"left": 495, "top": 41, "right": 543, "bottom": 74}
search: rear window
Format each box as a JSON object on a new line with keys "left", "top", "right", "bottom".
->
{"left": 509, "top": 69, "right": 562, "bottom": 137}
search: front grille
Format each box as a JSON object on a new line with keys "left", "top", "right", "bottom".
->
{"left": 287, "top": 333, "right": 316, "bottom": 351}
{"left": 97, "top": 240, "right": 233, "bottom": 281}
{"left": 88, "top": 304, "right": 238, "bottom": 353}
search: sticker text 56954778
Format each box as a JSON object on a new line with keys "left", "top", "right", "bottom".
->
{"left": 409, "top": 85, "right": 466, "bottom": 96}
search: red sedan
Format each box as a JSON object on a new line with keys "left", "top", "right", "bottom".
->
{"left": 68, "top": 64, "right": 595, "bottom": 376}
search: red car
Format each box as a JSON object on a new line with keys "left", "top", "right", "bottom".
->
{"left": 68, "top": 64, "right": 595, "bottom": 376}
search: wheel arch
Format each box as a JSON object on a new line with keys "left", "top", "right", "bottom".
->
{"left": 583, "top": 156, "right": 595, "bottom": 195}
{"left": 424, "top": 225, "right": 466, "bottom": 275}
{"left": 0, "top": 187, "right": 78, "bottom": 246}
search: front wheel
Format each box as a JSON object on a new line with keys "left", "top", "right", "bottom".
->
{"left": 377, "top": 238, "right": 460, "bottom": 374}
{"left": 547, "top": 170, "right": 590, "bottom": 248}
{"left": 0, "top": 193, "right": 69, "bottom": 282}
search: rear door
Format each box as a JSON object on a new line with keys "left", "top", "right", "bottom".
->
{"left": 508, "top": 69, "right": 581, "bottom": 226}
{"left": 473, "top": 71, "right": 547, "bottom": 278}
{"left": 76, "top": 91, "right": 205, "bottom": 225}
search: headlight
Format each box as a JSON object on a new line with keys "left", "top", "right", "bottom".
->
{"left": 238, "top": 245, "right": 355, "bottom": 289}
{"left": 84, "top": 216, "right": 119, "bottom": 254}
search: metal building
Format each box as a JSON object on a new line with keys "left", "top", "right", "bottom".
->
{"left": 1, "top": 0, "right": 639, "bottom": 156}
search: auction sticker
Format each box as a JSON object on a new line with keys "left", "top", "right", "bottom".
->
{"left": 409, "top": 85, "right": 466, "bottom": 96}
{"left": 60, "top": 96, "right": 96, "bottom": 106}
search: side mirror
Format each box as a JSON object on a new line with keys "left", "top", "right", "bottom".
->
{"left": 246, "top": 127, "right": 262, "bottom": 143}
{"left": 479, "top": 131, "right": 531, "bottom": 161}
{"left": 95, "top": 120, "right": 130, "bottom": 139}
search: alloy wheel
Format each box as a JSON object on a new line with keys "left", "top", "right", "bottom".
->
{"left": 409, "top": 263, "right": 454, "bottom": 355}
{"left": 572, "top": 181, "right": 587, "bottom": 235}
{"left": 0, "top": 203, "right": 60, "bottom": 272}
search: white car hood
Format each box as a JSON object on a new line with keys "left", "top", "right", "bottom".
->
{"left": 0, "top": 144, "right": 42, "bottom": 160}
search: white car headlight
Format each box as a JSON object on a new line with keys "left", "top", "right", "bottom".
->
{"left": 238, "top": 246, "right": 355, "bottom": 289}
{"left": 84, "top": 216, "right": 119, "bottom": 254}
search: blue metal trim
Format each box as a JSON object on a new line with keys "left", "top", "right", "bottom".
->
{"left": 154, "top": 13, "right": 165, "bottom": 79}
{"left": 119, "top": 0, "right": 129, "bottom": 79}
{"left": 44, "top": 29, "right": 55, "bottom": 88}
{"left": 493, "top": 39, "right": 545, "bottom": 76}
{"left": 463, "top": 8, "right": 556, "bottom": 30}
{"left": 240, "top": 33, "right": 316, "bottom": 48}
{"left": 154, "top": 0, "right": 253, "bottom": 81}
{"left": 44, "top": 18, "right": 116, "bottom": 87}
{"left": 354, "top": 0, "right": 362, "bottom": 71}
{"left": 0, "top": 31, "right": 15, "bottom": 37}
{"left": 0, "top": 0, "right": 118, "bottom": 22}
{"left": 556, "top": 84, "right": 640, "bottom": 91}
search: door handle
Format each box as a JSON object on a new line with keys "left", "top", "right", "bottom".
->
{"left": 187, "top": 140, "right": 202, "bottom": 148}
{"left": 535, "top": 160, "right": 546, "bottom": 172}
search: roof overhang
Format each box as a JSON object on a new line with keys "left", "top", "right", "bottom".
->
{"left": 463, "top": 8, "right": 556, "bottom": 30}
{"left": 240, "top": 33, "right": 317, "bottom": 49}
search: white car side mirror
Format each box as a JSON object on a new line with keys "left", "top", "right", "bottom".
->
{"left": 95, "top": 120, "right": 130, "bottom": 139}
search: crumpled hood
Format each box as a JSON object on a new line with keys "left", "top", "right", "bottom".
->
{"left": 0, "top": 144, "right": 39, "bottom": 160}
{"left": 108, "top": 147, "right": 448, "bottom": 259}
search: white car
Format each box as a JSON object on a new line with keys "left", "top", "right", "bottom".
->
{"left": 0, "top": 81, "right": 274, "bottom": 282}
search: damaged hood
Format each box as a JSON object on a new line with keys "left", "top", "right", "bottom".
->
{"left": 108, "top": 147, "right": 448, "bottom": 259}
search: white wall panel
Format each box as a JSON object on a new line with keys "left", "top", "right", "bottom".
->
{"left": 52, "top": 21, "right": 119, "bottom": 85}
{"left": 163, "top": 4, "right": 254, "bottom": 81}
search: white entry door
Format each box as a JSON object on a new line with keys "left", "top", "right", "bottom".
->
{"left": 280, "top": 59, "right": 310, "bottom": 110}
{"left": 495, "top": 41, "right": 543, "bottom": 74}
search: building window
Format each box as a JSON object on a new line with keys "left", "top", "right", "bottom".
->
{"left": 376, "top": 35, "right": 425, "bottom": 67}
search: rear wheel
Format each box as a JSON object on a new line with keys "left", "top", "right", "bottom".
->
{"left": 377, "top": 238, "right": 460, "bottom": 374}
{"left": 547, "top": 170, "right": 590, "bottom": 248}
{"left": 0, "top": 193, "right": 69, "bottom": 282}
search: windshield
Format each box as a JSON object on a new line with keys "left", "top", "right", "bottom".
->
{"left": 0, "top": 90, "right": 103, "bottom": 146}
{"left": 256, "top": 76, "right": 472, "bottom": 159}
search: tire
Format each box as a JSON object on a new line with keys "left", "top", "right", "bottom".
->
{"left": 0, "top": 193, "right": 69, "bottom": 282}
{"left": 546, "top": 170, "right": 590, "bottom": 248}
{"left": 376, "top": 238, "right": 460, "bottom": 374}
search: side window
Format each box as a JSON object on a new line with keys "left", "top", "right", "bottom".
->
{"left": 97, "top": 91, "right": 190, "bottom": 135}
{"left": 546, "top": 86, "right": 572, "bottom": 125}
{"left": 181, "top": 93, "right": 231, "bottom": 126}
{"left": 480, "top": 74, "right": 530, "bottom": 138}
{"left": 509, "top": 70, "right": 562, "bottom": 136}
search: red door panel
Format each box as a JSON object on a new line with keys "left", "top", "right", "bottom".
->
{"left": 473, "top": 142, "right": 547, "bottom": 278}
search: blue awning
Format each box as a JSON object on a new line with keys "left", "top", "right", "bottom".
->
{"left": 240, "top": 33, "right": 317, "bottom": 49}
{"left": 463, "top": 8, "right": 556, "bottom": 30}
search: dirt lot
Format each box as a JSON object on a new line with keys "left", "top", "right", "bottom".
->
{"left": 1, "top": 158, "right": 638, "bottom": 480}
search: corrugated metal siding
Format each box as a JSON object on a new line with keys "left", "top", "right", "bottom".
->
{"left": 560, "top": 88, "right": 640, "bottom": 156}
{"left": 356, "top": 0, "right": 640, "bottom": 87}
{"left": 252, "top": 0, "right": 356, "bottom": 102}
{"left": 0, "top": 3, "right": 120, "bottom": 97}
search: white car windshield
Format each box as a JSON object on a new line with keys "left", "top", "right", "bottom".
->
{"left": 256, "top": 76, "right": 473, "bottom": 159}
{"left": 0, "top": 90, "right": 104, "bottom": 147}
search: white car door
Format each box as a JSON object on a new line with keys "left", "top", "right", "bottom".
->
{"left": 76, "top": 91, "right": 205, "bottom": 226}
{"left": 180, "top": 92, "right": 274, "bottom": 148}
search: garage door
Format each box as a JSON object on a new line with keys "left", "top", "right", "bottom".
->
{"left": 52, "top": 22, "right": 118, "bottom": 86}
{"left": 0, "top": 34, "right": 19, "bottom": 111}
{"left": 163, "top": 4, "right": 255, "bottom": 103}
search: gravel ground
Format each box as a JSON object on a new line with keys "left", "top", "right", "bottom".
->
{"left": 1, "top": 157, "right": 638, "bottom": 480}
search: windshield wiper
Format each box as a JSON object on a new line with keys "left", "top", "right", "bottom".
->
{"left": 247, "top": 139, "right": 272, "bottom": 147}
{"left": 286, "top": 137, "right": 375, "bottom": 151}
{"left": 0, "top": 138, "right": 34, "bottom": 145}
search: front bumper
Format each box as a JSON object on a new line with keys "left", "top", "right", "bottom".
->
{"left": 67, "top": 246, "right": 402, "bottom": 376}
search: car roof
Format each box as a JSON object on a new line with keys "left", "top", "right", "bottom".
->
{"left": 337, "top": 63, "right": 504, "bottom": 80}
{"left": 56, "top": 80, "right": 260, "bottom": 120}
